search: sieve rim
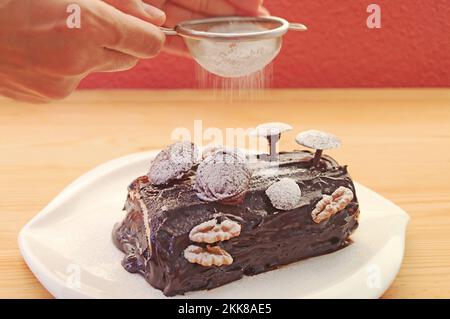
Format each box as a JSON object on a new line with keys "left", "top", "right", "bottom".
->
{"left": 174, "top": 16, "right": 290, "bottom": 41}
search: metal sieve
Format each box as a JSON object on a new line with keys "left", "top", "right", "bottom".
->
{"left": 161, "top": 16, "right": 307, "bottom": 78}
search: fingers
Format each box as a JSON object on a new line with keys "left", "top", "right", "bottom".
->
{"left": 143, "top": 0, "right": 268, "bottom": 57}
{"left": 0, "top": 87, "right": 49, "bottom": 104}
{"left": 103, "top": 0, "right": 166, "bottom": 26}
{"left": 258, "top": 6, "right": 270, "bottom": 16}
{"left": 142, "top": 3, "right": 166, "bottom": 25}
{"left": 0, "top": 75, "right": 53, "bottom": 101}
{"left": 162, "top": 36, "right": 191, "bottom": 58}
{"left": 4, "top": 67, "right": 80, "bottom": 101}
{"left": 227, "top": 0, "right": 264, "bottom": 15}
{"left": 0, "top": 75, "right": 64, "bottom": 103}
{"left": 144, "top": 0, "right": 267, "bottom": 28}
{"left": 168, "top": 0, "right": 236, "bottom": 16}
{"left": 159, "top": 2, "right": 205, "bottom": 27}
{"left": 146, "top": 0, "right": 263, "bottom": 16}
{"left": 96, "top": 48, "right": 139, "bottom": 72}
{"left": 98, "top": 1, "right": 166, "bottom": 58}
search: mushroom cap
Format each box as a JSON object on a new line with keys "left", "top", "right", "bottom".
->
{"left": 249, "top": 122, "right": 293, "bottom": 138}
{"left": 148, "top": 141, "right": 199, "bottom": 185}
{"left": 195, "top": 151, "right": 252, "bottom": 202}
{"left": 295, "top": 130, "right": 342, "bottom": 150}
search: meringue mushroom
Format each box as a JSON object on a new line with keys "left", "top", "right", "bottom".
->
{"left": 148, "top": 141, "right": 199, "bottom": 185}
{"left": 295, "top": 130, "right": 342, "bottom": 167}
{"left": 266, "top": 178, "right": 302, "bottom": 210}
{"left": 249, "top": 122, "right": 293, "bottom": 161}
{"left": 195, "top": 151, "right": 252, "bottom": 203}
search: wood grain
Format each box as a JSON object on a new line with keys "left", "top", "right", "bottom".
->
{"left": 0, "top": 89, "right": 449, "bottom": 299}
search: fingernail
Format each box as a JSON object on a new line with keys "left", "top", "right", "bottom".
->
{"left": 143, "top": 4, "right": 166, "bottom": 22}
{"left": 258, "top": 7, "right": 270, "bottom": 16}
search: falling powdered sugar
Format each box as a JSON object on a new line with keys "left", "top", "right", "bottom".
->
{"left": 196, "top": 65, "right": 273, "bottom": 101}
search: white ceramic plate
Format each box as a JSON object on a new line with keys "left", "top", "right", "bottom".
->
{"left": 19, "top": 151, "right": 409, "bottom": 299}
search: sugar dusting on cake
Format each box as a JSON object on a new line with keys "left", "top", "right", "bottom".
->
{"left": 295, "top": 130, "right": 342, "bottom": 150}
{"left": 148, "top": 141, "right": 199, "bottom": 185}
{"left": 195, "top": 151, "right": 252, "bottom": 202}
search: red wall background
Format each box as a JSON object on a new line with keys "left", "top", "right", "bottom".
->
{"left": 80, "top": 0, "right": 450, "bottom": 89}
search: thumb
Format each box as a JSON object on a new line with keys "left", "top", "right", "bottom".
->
{"left": 103, "top": 0, "right": 166, "bottom": 26}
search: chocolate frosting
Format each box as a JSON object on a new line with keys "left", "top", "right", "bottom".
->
{"left": 113, "top": 151, "right": 360, "bottom": 296}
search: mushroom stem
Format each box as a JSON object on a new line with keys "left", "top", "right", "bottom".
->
{"left": 267, "top": 134, "right": 280, "bottom": 161}
{"left": 312, "top": 149, "right": 323, "bottom": 167}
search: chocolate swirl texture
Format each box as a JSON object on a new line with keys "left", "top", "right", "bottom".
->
{"left": 113, "top": 151, "right": 360, "bottom": 296}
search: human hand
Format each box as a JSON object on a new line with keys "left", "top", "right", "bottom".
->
{"left": 143, "top": 0, "right": 269, "bottom": 56}
{"left": 0, "top": 0, "right": 166, "bottom": 103}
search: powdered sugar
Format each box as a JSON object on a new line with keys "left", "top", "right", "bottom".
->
{"left": 189, "top": 23, "right": 280, "bottom": 78}
{"left": 249, "top": 122, "right": 293, "bottom": 137}
{"left": 195, "top": 151, "right": 252, "bottom": 202}
{"left": 148, "top": 141, "right": 199, "bottom": 185}
{"left": 265, "top": 178, "right": 302, "bottom": 210}
{"left": 202, "top": 146, "right": 246, "bottom": 161}
{"left": 295, "top": 130, "right": 342, "bottom": 150}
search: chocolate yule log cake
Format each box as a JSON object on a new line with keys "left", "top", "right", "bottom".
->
{"left": 113, "top": 123, "right": 360, "bottom": 296}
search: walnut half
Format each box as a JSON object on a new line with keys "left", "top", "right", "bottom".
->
{"left": 189, "top": 218, "right": 241, "bottom": 244}
{"left": 184, "top": 245, "right": 233, "bottom": 267}
{"left": 311, "top": 186, "right": 354, "bottom": 223}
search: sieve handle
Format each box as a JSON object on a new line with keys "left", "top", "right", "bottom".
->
{"left": 288, "top": 23, "right": 308, "bottom": 31}
{"left": 160, "top": 27, "right": 178, "bottom": 36}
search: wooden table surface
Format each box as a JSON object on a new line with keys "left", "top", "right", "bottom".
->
{"left": 0, "top": 89, "right": 449, "bottom": 299}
